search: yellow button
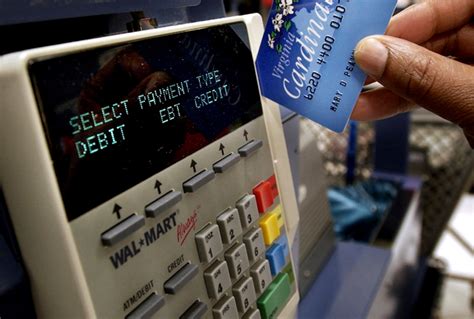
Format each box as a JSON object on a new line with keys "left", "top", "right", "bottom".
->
{"left": 270, "top": 205, "right": 284, "bottom": 229}
{"left": 259, "top": 212, "right": 280, "bottom": 246}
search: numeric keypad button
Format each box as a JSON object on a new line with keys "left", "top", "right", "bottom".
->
{"left": 217, "top": 208, "right": 242, "bottom": 245}
{"left": 250, "top": 260, "right": 272, "bottom": 295}
{"left": 212, "top": 296, "right": 239, "bottom": 319}
{"left": 204, "top": 261, "right": 232, "bottom": 300}
{"left": 225, "top": 243, "right": 250, "bottom": 280}
{"left": 243, "top": 228, "right": 265, "bottom": 262}
{"left": 236, "top": 195, "right": 259, "bottom": 229}
{"left": 233, "top": 277, "right": 257, "bottom": 313}
{"left": 195, "top": 224, "right": 223, "bottom": 263}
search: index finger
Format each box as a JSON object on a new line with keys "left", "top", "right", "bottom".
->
{"left": 387, "top": 0, "right": 474, "bottom": 44}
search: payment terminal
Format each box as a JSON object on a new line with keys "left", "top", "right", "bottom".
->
{"left": 0, "top": 14, "right": 299, "bottom": 318}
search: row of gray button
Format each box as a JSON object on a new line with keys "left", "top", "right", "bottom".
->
{"left": 101, "top": 140, "right": 263, "bottom": 247}
{"left": 183, "top": 139, "right": 263, "bottom": 193}
{"left": 101, "top": 140, "right": 263, "bottom": 250}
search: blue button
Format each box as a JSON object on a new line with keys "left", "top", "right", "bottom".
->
{"left": 275, "top": 235, "right": 289, "bottom": 259}
{"left": 265, "top": 242, "right": 286, "bottom": 276}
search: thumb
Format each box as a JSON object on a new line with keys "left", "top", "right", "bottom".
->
{"left": 355, "top": 35, "right": 474, "bottom": 144}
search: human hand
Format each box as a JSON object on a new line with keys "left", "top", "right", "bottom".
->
{"left": 352, "top": 0, "right": 474, "bottom": 147}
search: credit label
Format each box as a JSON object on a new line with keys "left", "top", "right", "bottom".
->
{"left": 256, "top": 0, "right": 397, "bottom": 132}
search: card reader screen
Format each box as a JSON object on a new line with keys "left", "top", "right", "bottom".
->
{"left": 29, "top": 23, "right": 262, "bottom": 221}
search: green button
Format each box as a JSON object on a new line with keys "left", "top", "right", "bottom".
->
{"left": 257, "top": 272, "right": 291, "bottom": 319}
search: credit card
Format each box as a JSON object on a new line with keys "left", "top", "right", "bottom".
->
{"left": 256, "top": 0, "right": 397, "bottom": 132}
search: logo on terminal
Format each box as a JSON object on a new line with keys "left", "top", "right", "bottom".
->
{"left": 109, "top": 211, "right": 177, "bottom": 269}
{"left": 177, "top": 210, "right": 198, "bottom": 246}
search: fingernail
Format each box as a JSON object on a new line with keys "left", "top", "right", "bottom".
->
{"left": 355, "top": 37, "right": 388, "bottom": 79}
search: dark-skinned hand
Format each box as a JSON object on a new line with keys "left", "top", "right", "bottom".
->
{"left": 352, "top": 0, "right": 474, "bottom": 147}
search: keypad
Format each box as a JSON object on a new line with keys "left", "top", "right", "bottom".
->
{"left": 189, "top": 169, "right": 293, "bottom": 318}
{"left": 204, "top": 173, "right": 292, "bottom": 319}
{"left": 109, "top": 149, "right": 294, "bottom": 319}
{"left": 108, "top": 173, "right": 293, "bottom": 319}
{"left": 188, "top": 174, "right": 293, "bottom": 318}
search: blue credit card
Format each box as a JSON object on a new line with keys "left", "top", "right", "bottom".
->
{"left": 256, "top": 0, "right": 397, "bottom": 132}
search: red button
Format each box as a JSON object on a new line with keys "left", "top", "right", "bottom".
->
{"left": 253, "top": 181, "right": 274, "bottom": 213}
{"left": 266, "top": 175, "right": 279, "bottom": 199}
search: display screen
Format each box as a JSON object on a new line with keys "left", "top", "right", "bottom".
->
{"left": 29, "top": 23, "right": 262, "bottom": 221}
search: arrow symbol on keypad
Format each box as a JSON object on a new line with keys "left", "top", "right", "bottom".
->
{"left": 219, "top": 143, "right": 225, "bottom": 156}
{"left": 190, "top": 159, "right": 197, "bottom": 173}
{"left": 243, "top": 130, "right": 249, "bottom": 141}
{"left": 154, "top": 180, "right": 162, "bottom": 194}
{"left": 112, "top": 203, "right": 122, "bottom": 220}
